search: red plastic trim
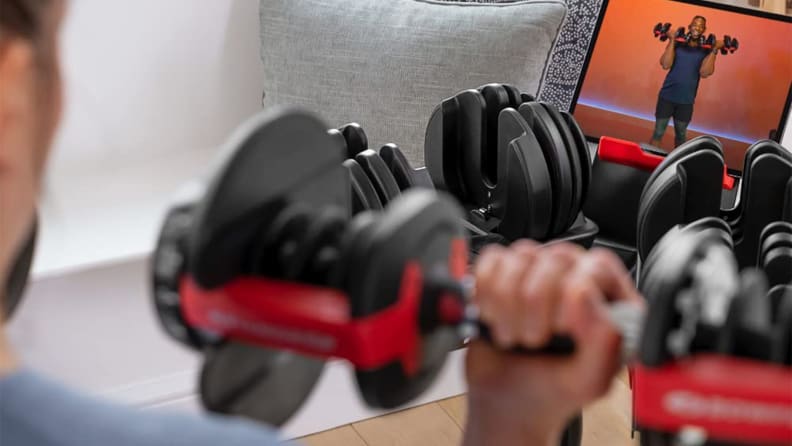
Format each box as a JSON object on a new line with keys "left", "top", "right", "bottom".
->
{"left": 598, "top": 136, "right": 735, "bottom": 190}
{"left": 634, "top": 355, "right": 792, "bottom": 444}
{"left": 180, "top": 262, "right": 423, "bottom": 375}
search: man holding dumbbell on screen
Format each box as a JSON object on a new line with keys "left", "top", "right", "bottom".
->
{"left": 650, "top": 16, "right": 724, "bottom": 150}
{"left": 0, "top": 1, "right": 641, "bottom": 445}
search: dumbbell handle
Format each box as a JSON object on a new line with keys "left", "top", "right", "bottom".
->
{"left": 177, "top": 270, "right": 644, "bottom": 372}
{"left": 597, "top": 136, "right": 735, "bottom": 190}
{"left": 429, "top": 274, "right": 645, "bottom": 360}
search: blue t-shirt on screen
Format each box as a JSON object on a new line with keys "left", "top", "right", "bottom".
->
{"left": 659, "top": 45, "right": 709, "bottom": 105}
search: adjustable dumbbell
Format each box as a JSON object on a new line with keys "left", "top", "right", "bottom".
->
{"left": 634, "top": 220, "right": 792, "bottom": 445}
{"left": 653, "top": 22, "right": 672, "bottom": 41}
{"left": 424, "top": 83, "right": 596, "bottom": 244}
{"left": 673, "top": 27, "right": 690, "bottom": 46}
{"left": 701, "top": 33, "right": 716, "bottom": 51}
{"left": 720, "top": 35, "right": 740, "bottom": 55}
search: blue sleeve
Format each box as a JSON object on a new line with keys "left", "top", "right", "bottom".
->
{"left": 0, "top": 370, "right": 296, "bottom": 446}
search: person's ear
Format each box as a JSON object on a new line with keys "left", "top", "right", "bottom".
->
{"left": 0, "top": 39, "right": 36, "bottom": 169}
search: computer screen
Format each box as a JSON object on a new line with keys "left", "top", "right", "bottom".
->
{"left": 572, "top": 0, "right": 792, "bottom": 171}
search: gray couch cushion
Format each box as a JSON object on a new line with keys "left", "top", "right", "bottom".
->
{"left": 259, "top": 0, "right": 567, "bottom": 166}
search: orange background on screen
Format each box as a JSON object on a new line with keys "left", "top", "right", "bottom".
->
{"left": 577, "top": 0, "right": 792, "bottom": 145}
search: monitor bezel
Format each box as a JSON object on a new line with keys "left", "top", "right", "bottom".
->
{"left": 570, "top": 0, "right": 792, "bottom": 175}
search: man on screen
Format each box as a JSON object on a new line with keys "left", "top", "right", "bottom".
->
{"left": 650, "top": 16, "right": 724, "bottom": 149}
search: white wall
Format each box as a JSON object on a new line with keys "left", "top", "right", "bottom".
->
{"left": 36, "top": 0, "right": 265, "bottom": 277}
{"left": 782, "top": 110, "right": 792, "bottom": 149}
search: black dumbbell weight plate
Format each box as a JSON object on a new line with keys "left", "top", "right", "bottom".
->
{"left": 639, "top": 218, "right": 731, "bottom": 292}
{"left": 250, "top": 203, "right": 313, "bottom": 278}
{"left": 760, "top": 229, "right": 792, "bottom": 264}
{"left": 328, "top": 211, "right": 380, "bottom": 291}
{"left": 478, "top": 84, "right": 513, "bottom": 191}
{"left": 340, "top": 123, "right": 369, "bottom": 160}
{"left": 424, "top": 95, "right": 474, "bottom": 200}
{"left": 347, "top": 190, "right": 466, "bottom": 408}
{"left": 763, "top": 247, "right": 792, "bottom": 287}
{"left": 641, "top": 218, "right": 732, "bottom": 289}
{"left": 283, "top": 207, "right": 347, "bottom": 284}
{"left": 495, "top": 109, "right": 553, "bottom": 241}
{"left": 762, "top": 232, "right": 792, "bottom": 257}
{"left": 759, "top": 221, "right": 792, "bottom": 244}
{"left": 519, "top": 102, "right": 575, "bottom": 237}
{"left": 562, "top": 111, "right": 592, "bottom": 208}
{"left": 455, "top": 90, "right": 490, "bottom": 204}
{"left": 379, "top": 143, "right": 415, "bottom": 191}
{"left": 636, "top": 137, "right": 724, "bottom": 261}
{"left": 542, "top": 102, "right": 584, "bottom": 230}
{"left": 717, "top": 269, "right": 772, "bottom": 360}
{"left": 770, "top": 285, "right": 792, "bottom": 321}
{"left": 187, "top": 110, "right": 347, "bottom": 289}
{"left": 200, "top": 341, "right": 325, "bottom": 426}
{"left": 501, "top": 84, "right": 524, "bottom": 109}
{"left": 152, "top": 206, "right": 212, "bottom": 349}
{"left": 327, "top": 128, "right": 347, "bottom": 154}
{"left": 356, "top": 149, "right": 402, "bottom": 205}
{"left": 344, "top": 159, "right": 384, "bottom": 214}
{"left": 770, "top": 288, "right": 792, "bottom": 365}
{"left": 639, "top": 229, "right": 730, "bottom": 366}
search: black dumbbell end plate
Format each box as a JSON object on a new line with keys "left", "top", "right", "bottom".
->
{"left": 200, "top": 341, "right": 325, "bottom": 427}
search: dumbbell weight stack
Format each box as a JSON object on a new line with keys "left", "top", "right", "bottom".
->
{"left": 634, "top": 219, "right": 792, "bottom": 445}
{"left": 673, "top": 27, "right": 690, "bottom": 46}
{"left": 333, "top": 123, "right": 424, "bottom": 214}
{"left": 720, "top": 35, "right": 740, "bottom": 55}
{"left": 335, "top": 122, "right": 508, "bottom": 252}
{"left": 424, "top": 83, "right": 598, "bottom": 250}
{"left": 757, "top": 221, "right": 792, "bottom": 312}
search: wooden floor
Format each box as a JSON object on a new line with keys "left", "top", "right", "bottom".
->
{"left": 299, "top": 372, "right": 638, "bottom": 446}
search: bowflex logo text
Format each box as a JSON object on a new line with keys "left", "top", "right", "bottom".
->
{"left": 208, "top": 310, "right": 337, "bottom": 352}
{"left": 664, "top": 391, "right": 792, "bottom": 427}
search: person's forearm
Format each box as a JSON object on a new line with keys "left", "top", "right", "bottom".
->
{"left": 462, "top": 394, "right": 565, "bottom": 446}
{"left": 700, "top": 51, "right": 717, "bottom": 77}
{"left": 660, "top": 40, "right": 675, "bottom": 69}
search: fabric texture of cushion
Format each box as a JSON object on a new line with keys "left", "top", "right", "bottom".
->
{"left": 434, "top": 0, "right": 608, "bottom": 112}
{"left": 259, "top": 0, "right": 567, "bottom": 166}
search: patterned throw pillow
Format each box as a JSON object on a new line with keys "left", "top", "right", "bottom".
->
{"left": 440, "top": 0, "right": 607, "bottom": 111}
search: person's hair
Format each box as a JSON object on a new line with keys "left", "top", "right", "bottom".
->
{"left": 0, "top": 0, "right": 50, "bottom": 41}
{"left": 692, "top": 15, "right": 707, "bottom": 24}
